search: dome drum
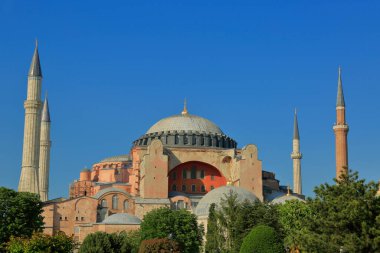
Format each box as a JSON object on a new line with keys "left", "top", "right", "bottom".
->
{"left": 133, "top": 130, "right": 237, "bottom": 149}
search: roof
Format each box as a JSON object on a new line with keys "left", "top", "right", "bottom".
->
{"left": 336, "top": 66, "right": 345, "bottom": 107}
{"left": 293, "top": 109, "right": 299, "bottom": 139}
{"left": 99, "top": 155, "right": 131, "bottom": 163}
{"left": 147, "top": 113, "right": 223, "bottom": 135}
{"left": 41, "top": 97, "right": 50, "bottom": 122}
{"left": 93, "top": 187, "right": 130, "bottom": 199}
{"left": 195, "top": 186, "right": 259, "bottom": 217}
{"left": 101, "top": 213, "right": 141, "bottom": 225}
{"left": 28, "top": 42, "right": 42, "bottom": 77}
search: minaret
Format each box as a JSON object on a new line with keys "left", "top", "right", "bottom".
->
{"left": 333, "top": 66, "right": 349, "bottom": 180}
{"left": 38, "top": 95, "right": 51, "bottom": 201}
{"left": 18, "top": 41, "right": 43, "bottom": 194}
{"left": 291, "top": 109, "right": 302, "bottom": 194}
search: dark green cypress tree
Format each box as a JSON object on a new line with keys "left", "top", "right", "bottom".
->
{"left": 205, "top": 203, "right": 220, "bottom": 252}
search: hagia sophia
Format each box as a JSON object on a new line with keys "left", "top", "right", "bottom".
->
{"left": 18, "top": 43, "right": 350, "bottom": 241}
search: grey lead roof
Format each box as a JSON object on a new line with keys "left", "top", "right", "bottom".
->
{"left": 146, "top": 113, "right": 223, "bottom": 135}
{"left": 336, "top": 66, "right": 345, "bottom": 107}
{"left": 41, "top": 97, "right": 50, "bottom": 122}
{"left": 28, "top": 43, "right": 42, "bottom": 77}
{"left": 293, "top": 109, "right": 299, "bottom": 140}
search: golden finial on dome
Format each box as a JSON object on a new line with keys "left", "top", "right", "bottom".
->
{"left": 181, "top": 98, "right": 188, "bottom": 115}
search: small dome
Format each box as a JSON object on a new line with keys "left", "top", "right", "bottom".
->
{"left": 271, "top": 194, "right": 305, "bottom": 204}
{"left": 147, "top": 114, "right": 223, "bottom": 135}
{"left": 102, "top": 213, "right": 141, "bottom": 225}
{"left": 195, "top": 186, "right": 259, "bottom": 217}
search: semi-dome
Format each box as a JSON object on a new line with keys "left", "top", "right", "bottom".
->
{"left": 102, "top": 213, "right": 141, "bottom": 225}
{"left": 195, "top": 186, "right": 259, "bottom": 217}
{"left": 147, "top": 114, "right": 223, "bottom": 135}
{"left": 271, "top": 194, "right": 305, "bottom": 204}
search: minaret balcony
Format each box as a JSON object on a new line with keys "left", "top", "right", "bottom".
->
{"left": 291, "top": 152, "right": 302, "bottom": 159}
{"left": 333, "top": 124, "right": 349, "bottom": 131}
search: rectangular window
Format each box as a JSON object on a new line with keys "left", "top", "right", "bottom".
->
{"left": 172, "top": 172, "right": 177, "bottom": 180}
{"left": 200, "top": 170, "right": 205, "bottom": 179}
{"left": 191, "top": 166, "right": 196, "bottom": 179}
{"left": 191, "top": 185, "right": 196, "bottom": 192}
{"left": 182, "top": 170, "right": 187, "bottom": 179}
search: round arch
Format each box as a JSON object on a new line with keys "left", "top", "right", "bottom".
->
{"left": 168, "top": 161, "right": 227, "bottom": 195}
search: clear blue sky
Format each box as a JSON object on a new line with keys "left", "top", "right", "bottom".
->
{"left": 1, "top": 1, "right": 379, "bottom": 199}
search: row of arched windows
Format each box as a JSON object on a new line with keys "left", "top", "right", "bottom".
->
{"left": 100, "top": 195, "right": 129, "bottom": 210}
{"left": 171, "top": 184, "right": 214, "bottom": 192}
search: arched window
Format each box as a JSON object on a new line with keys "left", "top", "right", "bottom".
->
{"left": 201, "top": 185, "right": 206, "bottom": 192}
{"left": 175, "top": 135, "right": 179, "bottom": 144}
{"left": 172, "top": 184, "right": 177, "bottom": 191}
{"left": 124, "top": 200, "right": 129, "bottom": 211}
{"left": 192, "top": 134, "right": 196, "bottom": 145}
{"left": 182, "top": 185, "right": 186, "bottom": 192}
{"left": 112, "top": 195, "right": 118, "bottom": 210}
{"left": 184, "top": 135, "right": 188, "bottom": 145}
{"left": 101, "top": 199, "right": 107, "bottom": 208}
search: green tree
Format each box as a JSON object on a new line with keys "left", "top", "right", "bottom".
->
{"left": 277, "top": 200, "right": 312, "bottom": 252}
{"left": 138, "top": 238, "right": 181, "bottom": 253}
{"left": 205, "top": 191, "right": 283, "bottom": 253}
{"left": 140, "top": 207, "right": 203, "bottom": 253}
{"left": 303, "top": 171, "right": 380, "bottom": 253}
{"left": 216, "top": 191, "right": 246, "bottom": 252}
{"left": 205, "top": 203, "right": 221, "bottom": 253}
{"left": 79, "top": 231, "right": 140, "bottom": 253}
{"left": 240, "top": 225, "right": 283, "bottom": 253}
{"left": 79, "top": 232, "right": 113, "bottom": 253}
{"left": 7, "top": 232, "right": 77, "bottom": 253}
{"left": 0, "top": 187, "right": 43, "bottom": 249}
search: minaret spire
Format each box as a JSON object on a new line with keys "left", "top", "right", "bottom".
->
{"left": 19, "top": 42, "right": 43, "bottom": 194}
{"left": 28, "top": 39, "right": 42, "bottom": 77}
{"left": 336, "top": 66, "right": 345, "bottom": 107}
{"left": 333, "top": 66, "right": 349, "bottom": 180}
{"left": 291, "top": 109, "right": 302, "bottom": 194}
{"left": 293, "top": 108, "right": 299, "bottom": 140}
{"left": 39, "top": 94, "right": 52, "bottom": 201}
{"left": 181, "top": 98, "right": 188, "bottom": 115}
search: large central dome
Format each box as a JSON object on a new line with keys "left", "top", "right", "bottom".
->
{"left": 133, "top": 103, "right": 237, "bottom": 149}
{"left": 147, "top": 114, "right": 223, "bottom": 135}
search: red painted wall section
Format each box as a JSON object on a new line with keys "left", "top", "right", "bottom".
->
{"left": 168, "top": 161, "right": 226, "bottom": 195}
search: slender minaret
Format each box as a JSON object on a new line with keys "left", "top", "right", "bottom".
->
{"left": 291, "top": 109, "right": 302, "bottom": 194}
{"left": 18, "top": 41, "right": 43, "bottom": 194}
{"left": 333, "top": 66, "right": 349, "bottom": 180}
{"left": 38, "top": 96, "right": 51, "bottom": 201}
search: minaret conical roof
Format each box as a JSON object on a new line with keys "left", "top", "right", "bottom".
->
{"left": 41, "top": 96, "right": 50, "bottom": 122}
{"left": 336, "top": 66, "right": 345, "bottom": 107}
{"left": 293, "top": 109, "right": 299, "bottom": 140}
{"left": 28, "top": 40, "right": 42, "bottom": 77}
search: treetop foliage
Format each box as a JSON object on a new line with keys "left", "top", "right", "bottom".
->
{"left": 0, "top": 187, "right": 43, "bottom": 249}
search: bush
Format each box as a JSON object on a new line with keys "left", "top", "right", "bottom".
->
{"left": 79, "top": 231, "right": 140, "bottom": 253}
{"left": 240, "top": 225, "right": 283, "bottom": 253}
{"left": 140, "top": 208, "right": 203, "bottom": 253}
{"left": 7, "top": 232, "right": 77, "bottom": 253}
{"left": 139, "top": 238, "right": 181, "bottom": 253}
